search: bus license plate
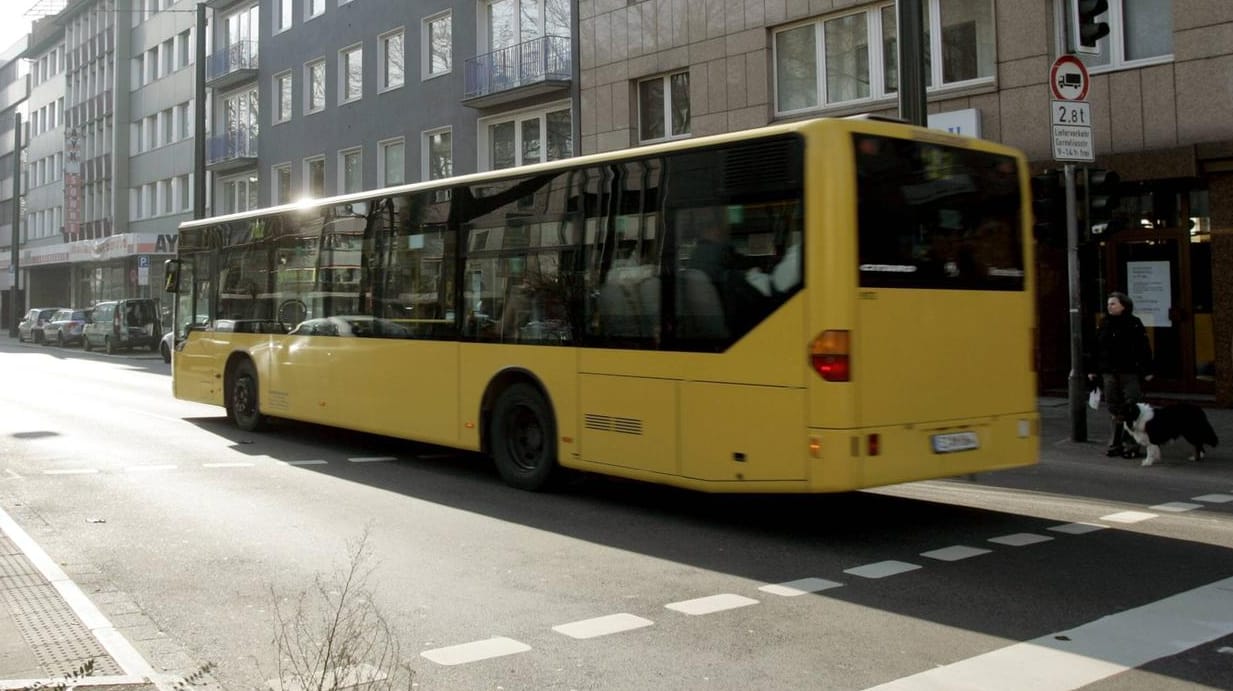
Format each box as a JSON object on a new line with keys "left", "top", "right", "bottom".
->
{"left": 931, "top": 431, "right": 979, "bottom": 454}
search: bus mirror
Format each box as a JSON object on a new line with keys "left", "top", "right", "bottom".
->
{"left": 164, "top": 259, "right": 181, "bottom": 294}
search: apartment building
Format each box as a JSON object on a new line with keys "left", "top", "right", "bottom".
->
{"left": 22, "top": 15, "right": 68, "bottom": 306}
{"left": 251, "top": 0, "right": 574, "bottom": 207}
{"left": 578, "top": 0, "right": 1233, "bottom": 404}
{"left": 0, "top": 36, "right": 29, "bottom": 328}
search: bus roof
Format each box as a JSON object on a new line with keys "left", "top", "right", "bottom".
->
{"left": 179, "top": 115, "right": 1024, "bottom": 231}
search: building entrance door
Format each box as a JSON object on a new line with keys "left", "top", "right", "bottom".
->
{"left": 1105, "top": 232, "right": 1214, "bottom": 395}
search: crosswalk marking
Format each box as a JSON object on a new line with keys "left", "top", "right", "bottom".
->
{"left": 552, "top": 613, "right": 654, "bottom": 639}
{"left": 988, "top": 533, "right": 1053, "bottom": 547}
{"left": 1100, "top": 510, "right": 1157, "bottom": 523}
{"left": 1149, "top": 501, "right": 1202, "bottom": 512}
{"left": 1049, "top": 522, "right": 1106, "bottom": 534}
{"left": 920, "top": 545, "right": 991, "bottom": 562}
{"left": 862, "top": 577, "right": 1233, "bottom": 691}
{"left": 845, "top": 560, "right": 921, "bottom": 579}
{"left": 759, "top": 577, "right": 843, "bottom": 597}
{"left": 665, "top": 594, "right": 758, "bottom": 615}
{"left": 348, "top": 456, "right": 398, "bottom": 463}
{"left": 1193, "top": 493, "right": 1233, "bottom": 503}
{"left": 420, "top": 637, "right": 530, "bottom": 666}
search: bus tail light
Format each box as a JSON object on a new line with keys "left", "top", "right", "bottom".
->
{"left": 810, "top": 330, "right": 850, "bottom": 382}
{"left": 867, "top": 433, "right": 880, "bottom": 456}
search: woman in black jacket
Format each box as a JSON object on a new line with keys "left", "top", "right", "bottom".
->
{"left": 1089, "top": 291, "right": 1154, "bottom": 457}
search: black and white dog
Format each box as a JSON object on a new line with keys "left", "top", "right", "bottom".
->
{"left": 1119, "top": 402, "right": 1219, "bottom": 467}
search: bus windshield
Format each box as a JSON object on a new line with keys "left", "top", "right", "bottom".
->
{"left": 855, "top": 133, "right": 1025, "bottom": 291}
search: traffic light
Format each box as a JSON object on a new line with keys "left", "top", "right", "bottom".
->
{"left": 1031, "top": 169, "right": 1065, "bottom": 244}
{"left": 1082, "top": 167, "right": 1121, "bottom": 237}
{"left": 1072, "top": 0, "right": 1110, "bottom": 53}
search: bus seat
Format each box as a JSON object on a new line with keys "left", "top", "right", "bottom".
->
{"left": 637, "top": 276, "right": 661, "bottom": 338}
{"left": 598, "top": 280, "right": 642, "bottom": 337}
{"left": 676, "top": 269, "right": 728, "bottom": 339}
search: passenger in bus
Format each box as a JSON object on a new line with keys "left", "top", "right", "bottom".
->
{"left": 1088, "top": 291, "right": 1154, "bottom": 458}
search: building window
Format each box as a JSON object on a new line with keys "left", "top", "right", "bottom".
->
{"left": 306, "top": 59, "right": 326, "bottom": 113}
{"left": 423, "top": 128, "right": 452, "bottom": 180}
{"left": 773, "top": 0, "right": 994, "bottom": 114}
{"left": 221, "top": 175, "right": 259, "bottom": 215}
{"left": 380, "top": 29, "right": 405, "bottom": 91}
{"left": 379, "top": 138, "right": 405, "bottom": 187}
{"left": 340, "top": 148, "right": 362, "bottom": 193}
{"left": 305, "top": 156, "right": 326, "bottom": 198}
{"left": 340, "top": 45, "right": 363, "bottom": 103}
{"left": 1062, "top": 0, "right": 1173, "bottom": 71}
{"left": 638, "top": 71, "right": 690, "bottom": 142}
{"left": 272, "top": 164, "right": 292, "bottom": 204}
{"left": 423, "top": 11, "right": 452, "bottom": 78}
{"left": 306, "top": 0, "right": 324, "bottom": 21}
{"left": 274, "top": 71, "right": 292, "bottom": 123}
{"left": 175, "top": 174, "right": 190, "bottom": 211}
{"left": 481, "top": 104, "right": 571, "bottom": 170}
{"left": 274, "top": 0, "right": 292, "bottom": 33}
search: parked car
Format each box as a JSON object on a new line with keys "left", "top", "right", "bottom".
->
{"left": 17, "top": 307, "right": 63, "bottom": 344}
{"left": 160, "top": 330, "right": 173, "bottom": 363}
{"left": 82, "top": 298, "right": 162, "bottom": 354}
{"left": 42, "top": 308, "right": 93, "bottom": 347}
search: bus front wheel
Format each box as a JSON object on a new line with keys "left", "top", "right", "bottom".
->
{"left": 228, "top": 360, "right": 267, "bottom": 432}
{"left": 490, "top": 383, "right": 558, "bottom": 491}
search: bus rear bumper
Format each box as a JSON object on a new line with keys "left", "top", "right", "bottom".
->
{"left": 808, "top": 412, "right": 1040, "bottom": 492}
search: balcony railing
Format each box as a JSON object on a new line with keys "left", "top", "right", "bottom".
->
{"left": 464, "top": 35, "right": 571, "bottom": 104}
{"left": 206, "top": 40, "right": 258, "bottom": 87}
{"left": 206, "top": 128, "right": 258, "bottom": 168}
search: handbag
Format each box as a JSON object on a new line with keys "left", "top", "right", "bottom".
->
{"left": 1088, "top": 386, "right": 1102, "bottom": 410}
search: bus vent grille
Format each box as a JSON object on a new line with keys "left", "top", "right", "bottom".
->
{"left": 723, "top": 137, "right": 799, "bottom": 192}
{"left": 585, "top": 414, "right": 643, "bottom": 435}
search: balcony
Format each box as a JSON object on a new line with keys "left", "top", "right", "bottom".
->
{"left": 463, "top": 35, "right": 571, "bottom": 109}
{"left": 206, "top": 40, "right": 258, "bottom": 90}
{"left": 206, "top": 128, "right": 258, "bottom": 172}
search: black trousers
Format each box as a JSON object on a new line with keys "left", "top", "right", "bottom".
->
{"left": 1102, "top": 372, "right": 1143, "bottom": 449}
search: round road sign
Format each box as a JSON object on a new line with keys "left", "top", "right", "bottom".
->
{"left": 1050, "top": 54, "right": 1090, "bottom": 101}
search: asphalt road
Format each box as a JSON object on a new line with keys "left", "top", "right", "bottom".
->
{"left": 1, "top": 338, "right": 1231, "bottom": 690}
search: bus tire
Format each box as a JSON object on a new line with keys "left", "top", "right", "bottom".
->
{"left": 228, "top": 360, "right": 267, "bottom": 432}
{"left": 490, "top": 383, "right": 558, "bottom": 491}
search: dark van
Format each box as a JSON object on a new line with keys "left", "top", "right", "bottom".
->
{"left": 82, "top": 298, "right": 162, "bottom": 353}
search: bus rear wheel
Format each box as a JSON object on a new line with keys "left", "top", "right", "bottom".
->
{"left": 228, "top": 360, "right": 267, "bottom": 432}
{"left": 490, "top": 383, "right": 558, "bottom": 491}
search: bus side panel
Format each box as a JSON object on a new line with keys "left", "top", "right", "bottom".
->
{"left": 174, "top": 331, "right": 270, "bottom": 408}
{"left": 577, "top": 374, "right": 678, "bottom": 476}
{"left": 680, "top": 382, "right": 806, "bottom": 481}
{"left": 458, "top": 343, "right": 581, "bottom": 456}
{"left": 325, "top": 340, "right": 461, "bottom": 447}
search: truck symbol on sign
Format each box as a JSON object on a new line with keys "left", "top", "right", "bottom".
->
{"left": 1058, "top": 73, "right": 1083, "bottom": 91}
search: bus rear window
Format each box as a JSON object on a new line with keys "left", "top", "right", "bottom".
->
{"left": 854, "top": 134, "right": 1025, "bottom": 291}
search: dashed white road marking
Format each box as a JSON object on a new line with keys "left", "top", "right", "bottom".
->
{"left": 665, "top": 594, "right": 759, "bottom": 615}
{"left": 348, "top": 456, "right": 397, "bottom": 463}
{"left": 1100, "top": 510, "right": 1157, "bottom": 524}
{"left": 862, "top": 576, "right": 1233, "bottom": 691}
{"left": 552, "top": 613, "right": 654, "bottom": 639}
{"left": 759, "top": 577, "right": 843, "bottom": 597}
{"left": 921, "top": 545, "right": 991, "bottom": 562}
{"left": 1049, "top": 522, "right": 1107, "bottom": 535}
{"left": 420, "top": 637, "right": 531, "bottom": 666}
{"left": 202, "top": 462, "right": 254, "bottom": 469}
{"left": 43, "top": 468, "right": 99, "bottom": 475}
{"left": 844, "top": 561, "right": 921, "bottom": 579}
{"left": 124, "top": 465, "right": 178, "bottom": 473}
{"left": 1192, "top": 493, "right": 1233, "bottom": 503}
{"left": 1149, "top": 501, "right": 1202, "bottom": 513}
{"left": 280, "top": 459, "right": 327, "bottom": 466}
{"left": 988, "top": 533, "right": 1053, "bottom": 547}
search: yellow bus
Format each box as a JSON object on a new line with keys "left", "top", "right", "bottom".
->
{"left": 165, "top": 116, "right": 1038, "bottom": 492}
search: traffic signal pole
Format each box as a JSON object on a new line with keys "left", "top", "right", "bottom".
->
{"left": 1064, "top": 163, "right": 1087, "bottom": 441}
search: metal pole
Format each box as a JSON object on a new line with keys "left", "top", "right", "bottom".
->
{"left": 8, "top": 113, "right": 21, "bottom": 338}
{"left": 896, "top": 0, "right": 928, "bottom": 126}
{"left": 194, "top": 3, "right": 207, "bottom": 220}
{"left": 1064, "top": 163, "right": 1087, "bottom": 441}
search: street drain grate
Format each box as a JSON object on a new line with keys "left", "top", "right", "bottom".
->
{"left": 0, "top": 537, "right": 124, "bottom": 677}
